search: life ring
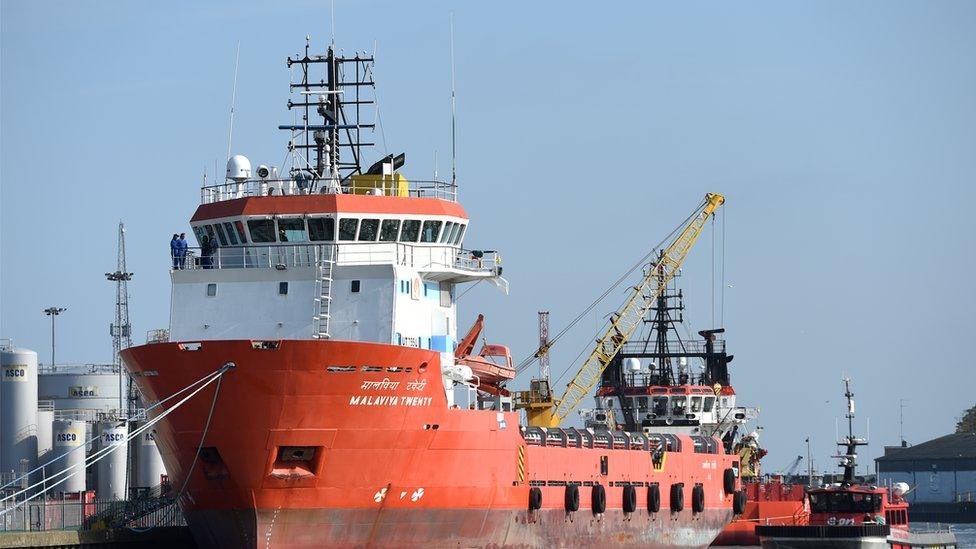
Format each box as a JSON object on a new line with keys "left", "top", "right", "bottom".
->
{"left": 591, "top": 484, "right": 607, "bottom": 514}
{"left": 565, "top": 484, "right": 580, "bottom": 512}
{"left": 528, "top": 487, "right": 542, "bottom": 511}
{"left": 692, "top": 484, "right": 705, "bottom": 514}
{"left": 670, "top": 483, "right": 684, "bottom": 512}
{"left": 647, "top": 483, "right": 661, "bottom": 513}
{"left": 622, "top": 485, "right": 637, "bottom": 513}
{"left": 723, "top": 468, "right": 737, "bottom": 495}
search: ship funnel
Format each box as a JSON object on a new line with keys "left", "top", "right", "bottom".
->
{"left": 226, "top": 155, "right": 252, "bottom": 181}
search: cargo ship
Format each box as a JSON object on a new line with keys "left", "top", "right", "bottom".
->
{"left": 121, "top": 38, "right": 741, "bottom": 548}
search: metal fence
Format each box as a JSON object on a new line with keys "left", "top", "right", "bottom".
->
{"left": 172, "top": 242, "right": 501, "bottom": 275}
{"left": 200, "top": 178, "right": 458, "bottom": 204}
{"left": 1, "top": 491, "right": 184, "bottom": 533}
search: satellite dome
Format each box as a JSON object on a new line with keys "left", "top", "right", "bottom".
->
{"left": 623, "top": 358, "right": 641, "bottom": 372}
{"left": 226, "top": 155, "right": 252, "bottom": 181}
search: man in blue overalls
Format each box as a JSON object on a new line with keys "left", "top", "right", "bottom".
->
{"left": 170, "top": 234, "right": 180, "bottom": 269}
{"left": 177, "top": 233, "right": 188, "bottom": 269}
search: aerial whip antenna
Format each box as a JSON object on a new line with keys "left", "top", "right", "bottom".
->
{"left": 450, "top": 13, "right": 457, "bottom": 185}
{"left": 227, "top": 42, "right": 241, "bottom": 159}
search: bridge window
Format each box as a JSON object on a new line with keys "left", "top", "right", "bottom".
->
{"left": 248, "top": 219, "right": 276, "bottom": 243}
{"left": 214, "top": 223, "right": 230, "bottom": 246}
{"left": 278, "top": 282, "right": 288, "bottom": 295}
{"left": 448, "top": 222, "right": 461, "bottom": 244}
{"left": 206, "top": 283, "right": 217, "bottom": 297}
{"left": 351, "top": 280, "right": 361, "bottom": 293}
{"left": 193, "top": 226, "right": 205, "bottom": 245}
{"left": 307, "top": 217, "right": 335, "bottom": 241}
{"left": 635, "top": 397, "right": 648, "bottom": 412}
{"left": 358, "top": 219, "right": 380, "bottom": 241}
{"left": 222, "top": 222, "right": 239, "bottom": 245}
{"left": 379, "top": 219, "right": 400, "bottom": 241}
{"left": 691, "top": 396, "right": 703, "bottom": 413}
{"left": 234, "top": 221, "right": 248, "bottom": 243}
{"left": 703, "top": 397, "right": 715, "bottom": 413}
{"left": 440, "top": 221, "right": 456, "bottom": 243}
{"left": 670, "top": 396, "right": 687, "bottom": 416}
{"left": 400, "top": 220, "right": 421, "bottom": 242}
{"left": 652, "top": 396, "right": 668, "bottom": 416}
{"left": 452, "top": 224, "right": 466, "bottom": 245}
{"left": 277, "top": 218, "right": 308, "bottom": 242}
{"left": 338, "top": 218, "right": 359, "bottom": 241}
{"left": 420, "top": 220, "right": 442, "bottom": 243}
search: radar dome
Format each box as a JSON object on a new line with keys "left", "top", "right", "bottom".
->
{"left": 892, "top": 482, "right": 910, "bottom": 497}
{"left": 623, "top": 358, "right": 641, "bottom": 372}
{"left": 226, "top": 155, "right": 252, "bottom": 181}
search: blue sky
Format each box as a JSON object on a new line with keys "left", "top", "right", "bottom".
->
{"left": 2, "top": 1, "right": 974, "bottom": 473}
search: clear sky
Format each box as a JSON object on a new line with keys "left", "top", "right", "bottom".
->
{"left": 2, "top": 1, "right": 974, "bottom": 473}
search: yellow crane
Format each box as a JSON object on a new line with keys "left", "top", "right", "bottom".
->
{"left": 515, "top": 193, "right": 725, "bottom": 428}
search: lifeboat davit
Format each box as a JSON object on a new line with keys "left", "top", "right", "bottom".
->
{"left": 455, "top": 314, "right": 515, "bottom": 389}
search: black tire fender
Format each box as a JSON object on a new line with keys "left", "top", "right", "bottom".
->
{"left": 528, "top": 487, "right": 542, "bottom": 511}
{"left": 733, "top": 489, "right": 748, "bottom": 515}
{"left": 723, "top": 468, "right": 737, "bottom": 494}
{"left": 591, "top": 484, "right": 607, "bottom": 514}
{"left": 670, "top": 483, "right": 684, "bottom": 512}
{"left": 692, "top": 484, "right": 705, "bottom": 514}
{"left": 647, "top": 483, "right": 661, "bottom": 513}
{"left": 565, "top": 484, "right": 580, "bottom": 512}
{"left": 622, "top": 485, "right": 637, "bottom": 513}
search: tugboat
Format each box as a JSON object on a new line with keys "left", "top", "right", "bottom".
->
{"left": 756, "top": 378, "right": 957, "bottom": 548}
{"left": 121, "top": 36, "right": 741, "bottom": 548}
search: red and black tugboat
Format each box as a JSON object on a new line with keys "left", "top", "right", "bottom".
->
{"left": 757, "top": 379, "right": 957, "bottom": 549}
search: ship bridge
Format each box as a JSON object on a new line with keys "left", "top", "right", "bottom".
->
{"left": 166, "top": 41, "right": 505, "bottom": 365}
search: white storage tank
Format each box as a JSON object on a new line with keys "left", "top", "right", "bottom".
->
{"left": 96, "top": 420, "right": 128, "bottom": 500}
{"left": 52, "top": 419, "right": 86, "bottom": 493}
{"left": 130, "top": 421, "right": 166, "bottom": 490}
{"left": 37, "top": 364, "right": 122, "bottom": 413}
{"left": 36, "top": 402, "right": 54, "bottom": 460}
{"left": 1, "top": 345, "right": 39, "bottom": 480}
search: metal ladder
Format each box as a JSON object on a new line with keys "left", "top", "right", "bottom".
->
{"left": 313, "top": 245, "right": 336, "bottom": 339}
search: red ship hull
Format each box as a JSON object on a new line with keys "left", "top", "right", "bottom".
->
{"left": 711, "top": 481, "right": 807, "bottom": 546}
{"left": 122, "top": 339, "right": 737, "bottom": 548}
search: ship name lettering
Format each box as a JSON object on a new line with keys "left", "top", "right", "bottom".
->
{"left": 405, "top": 379, "right": 428, "bottom": 391}
{"left": 349, "top": 395, "right": 433, "bottom": 407}
{"left": 359, "top": 378, "right": 401, "bottom": 391}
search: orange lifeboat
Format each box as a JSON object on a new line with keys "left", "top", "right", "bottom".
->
{"left": 455, "top": 314, "right": 515, "bottom": 390}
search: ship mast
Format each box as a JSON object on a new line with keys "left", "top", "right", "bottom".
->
{"left": 836, "top": 377, "right": 868, "bottom": 484}
{"left": 281, "top": 38, "right": 376, "bottom": 192}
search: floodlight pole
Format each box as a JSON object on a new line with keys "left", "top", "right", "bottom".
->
{"left": 42, "top": 306, "right": 67, "bottom": 367}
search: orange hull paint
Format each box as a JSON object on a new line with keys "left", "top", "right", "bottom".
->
{"left": 123, "top": 339, "right": 738, "bottom": 547}
{"left": 711, "top": 482, "right": 808, "bottom": 546}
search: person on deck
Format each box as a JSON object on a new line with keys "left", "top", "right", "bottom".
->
{"left": 170, "top": 234, "right": 180, "bottom": 269}
{"left": 177, "top": 233, "right": 188, "bottom": 269}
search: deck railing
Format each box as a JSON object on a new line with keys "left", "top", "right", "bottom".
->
{"left": 171, "top": 243, "right": 500, "bottom": 275}
{"left": 199, "top": 178, "right": 458, "bottom": 204}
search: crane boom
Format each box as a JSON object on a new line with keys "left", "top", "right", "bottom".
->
{"left": 533, "top": 193, "right": 725, "bottom": 428}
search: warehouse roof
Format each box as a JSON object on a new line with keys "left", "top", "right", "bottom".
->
{"left": 877, "top": 433, "right": 976, "bottom": 462}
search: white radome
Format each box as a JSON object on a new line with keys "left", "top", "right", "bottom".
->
{"left": 892, "top": 482, "right": 910, "bottom": 497}
{"left": 623, "top": 357, "right": 641, "bottom": 372}
{"left": 226, "top": 155, "right": 252, "bottom": 181}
